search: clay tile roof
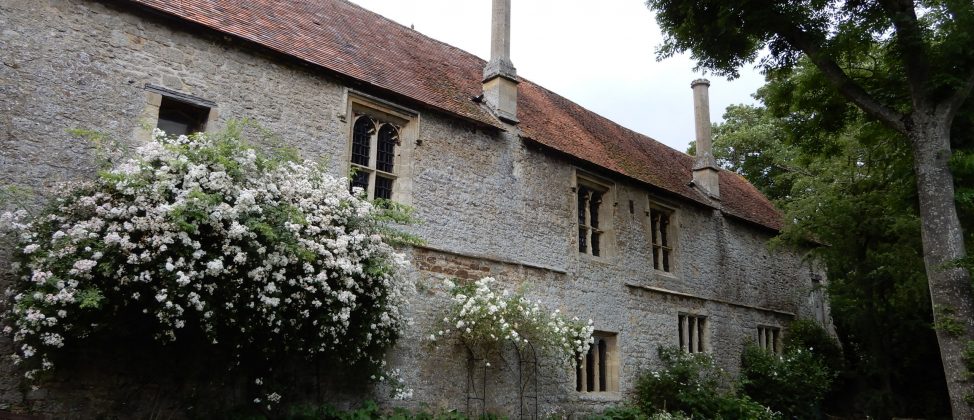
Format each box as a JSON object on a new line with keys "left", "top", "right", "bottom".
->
{"left": 129, "top": 0, "right": 783, "bottom": 231}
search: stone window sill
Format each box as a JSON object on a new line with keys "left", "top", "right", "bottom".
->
{"left": 652, "top": 270, "right": 680, "bottom": 282}
{"left": 576, "top": 391, "right": 623, "bottom": 402}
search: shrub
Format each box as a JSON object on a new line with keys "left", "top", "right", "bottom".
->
{"left": 0, "top": 126, "right": 414, "bottom": 404}
{"left": 739, "top": 345, "right": 834, "bottom": 419}
{"left": 781, "top": 319, "right": 843, "bottom": 374}
{"left": 632, "top": 347, "right": 778, "bottom": 419}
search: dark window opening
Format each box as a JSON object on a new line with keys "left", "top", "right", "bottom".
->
{"left": 576, "top": 332, "right": 617, "bottom": 393}
{"left": 578, "top": 227, "right": 587, "bottom": 253}
{"left": 758, "top": 326, "right": 781, "bottom": 353}
{"left": 651, "top": 207, "right": 674, "bottom": 272}
{"left": 578, "top": 184, "right": 606, "bottom": 257}
{"left": 156, "top": 96, "right": 210, "bottom": 136}
{"left": 598, "top": 339, "right": 607, "bottom": 391}
{"left": 376, "top": 124, "right": 398, "bottom": 173}
{"left": 351, "top": 116, "right": 374, "bottom": 167}
{"left": 585, "top": 346, "right": 595, "bottom": 392}
{"left": 575, "top": 354, "right": 583, "bottom": 392}
{"left": 679, "top": 314, "right": 707, "bottom": 354}
{"left": 589, "top": 191, "right": 601, "bottom": 228}
{"left": 374, "top": 176, "right": 393, "bottom": 200}
{"left": 350, "top": 171, "right": 369, "bottom": 194}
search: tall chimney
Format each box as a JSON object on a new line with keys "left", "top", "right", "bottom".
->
{"left": 482, "top": 0, "right": 518, "bottom": 123}
{"left": 691, "top": 79, "right": 719, "bottom": 199}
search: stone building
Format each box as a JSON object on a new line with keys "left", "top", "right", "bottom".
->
{"left": 0, "top": 0, "right": 831, "bottom": 417}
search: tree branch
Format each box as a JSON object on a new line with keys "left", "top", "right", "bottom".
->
{"left": 941, "top": 67, "right": 974, "bottom": 124}
{"left": 771, "top": 18, "right": 908, "bottom": 134}
{"left": 877, "top": 0, "right": 931, "bottom": 106}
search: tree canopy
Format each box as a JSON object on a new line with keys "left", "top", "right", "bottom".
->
{"left": 648, "top": 0, "right": 974, "bottom": 414}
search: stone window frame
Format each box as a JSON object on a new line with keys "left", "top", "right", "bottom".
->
{"left": 574, "top": 170, "right": 616, "bottom": 259}
{"left": 576, "top": 330, "right": 620, "bottom": 394}
{"left": 757, "top": 325, "right": 782, "bottom": 354}
{"left": 678, "top": 313, "right": 708, "bottom": 354}
{"left": 343, "top": 91, "right": 419, "bottom": 205}
{"left": 648, "top": 197, "right": 679, "bottom": 275}
{"left": 135, "top": 84, "right": 219, "bottom": 143}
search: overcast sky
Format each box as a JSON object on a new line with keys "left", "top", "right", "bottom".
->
{"left": 348, "top": 0, "right": 766, "bottom": 153}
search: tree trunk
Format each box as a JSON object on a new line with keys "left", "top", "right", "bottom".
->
{"left": 910, "top": 113, "right": 974, "bottom": 418}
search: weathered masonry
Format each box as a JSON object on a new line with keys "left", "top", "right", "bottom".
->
{"left": 0, "top": 0, "right": 832, "bottom": 417}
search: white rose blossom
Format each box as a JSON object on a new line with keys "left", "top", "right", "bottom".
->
{"left": 433, "top": 277, "right": 594, "bottom": 364}
{"left": 0, "top": 128, "right": 414, "bottom": 387}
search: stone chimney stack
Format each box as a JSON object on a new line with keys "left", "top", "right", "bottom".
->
{"left": 691, "top": 79, "right": 719, "bottom": 199}
{"left": 482, "top": 0, "right": 519, "bottom": 123}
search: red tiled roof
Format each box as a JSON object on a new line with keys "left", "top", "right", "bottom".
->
{"left": 129, "top": 0, "right": 783, "bottom": 231}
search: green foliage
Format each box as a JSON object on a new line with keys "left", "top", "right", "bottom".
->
{"left": 68, "top": 128, "right": 127, "bottom": 169}
{"left": 739, "top": 345, "right": 834, "bottom": 419}
{"left": 631, "top": 347, "right": 778, "bottom": 420}
{"left": 225, "top": 400, "right": 473, "bottom": 420}
{"left": 781, "top": 319, "right": 844, "bottom": 374}
{"left": 964, "top": 341, "right": 974, "bottom": 379}
{"left": 706, "top": 60, "right": 958, "bottom": 417}
{"left": 650, "top": 0, "right": 974, "bottom": 413}
{"left": 593, "top": 405, "right": 651, "bottom": 420}
{"left": 708, "top": 105, "right": 798, "bottom": 200}
{"left": 934, "top": 305, "right": 967, "bottom": 337}
{"left": 371, "top": 199, "right": 425, "bottom": 247}
{"left": 76, "top": 288, "right": 104, "bottom": 310}
{"left": 590, "top": 406, "right": 691, "bottom": 420}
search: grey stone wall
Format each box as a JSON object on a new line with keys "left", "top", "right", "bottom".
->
{"left": 0, "top": 1, "right": 831, "bottom": 418}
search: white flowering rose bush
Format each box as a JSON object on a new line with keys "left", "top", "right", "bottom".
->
{"left": 431, "top": 277, "right": 595, "bottom": 363}
{"left": 0, "top": 127, "right": 413, "bottom": 383}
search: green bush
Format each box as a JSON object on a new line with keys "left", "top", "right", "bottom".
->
{"left": 592, "top": 405, "right": 692, "bottom": 420}
{"left": 740, "top": 320, "right": 842, "bottom": 419}
{"left": 262, "top": 401, "right": 470, "bottom": 420}
{"left": 631, "top": 347, "right": 778, "bottom": 420}
{"left": 781, "top": 319, "right": 843, "bottom": 374}
{"left": 739, "top": 345, "right": 833, "bottom": 419}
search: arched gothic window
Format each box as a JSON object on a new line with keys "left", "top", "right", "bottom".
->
{"left": 349, "top": 113, "right": 401, "bottom": 200}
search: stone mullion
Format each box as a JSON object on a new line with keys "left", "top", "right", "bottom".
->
{"left": 680, "top": 315, "right": 689, "bottom": 352}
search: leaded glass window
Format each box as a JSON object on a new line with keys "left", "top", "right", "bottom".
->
{"left": 348, "top": 113, "right": 401, "bottom": 200}
{"left": 351, "top": 116, "right": 373, "bottom": 167}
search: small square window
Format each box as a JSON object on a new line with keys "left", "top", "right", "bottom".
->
{"left": 649, "top": 204, "right": 676, "bottom": 273}
{"left": 678, "top": 314, "right": 707, "bottom": 354}
{"left": 757, "top": 326, "right": 781, "bottom": 354}
{"left": 156, "top": 96, "right": 211, "bottom": 136}
{"left": 143, "top": 85, "right": 216, "bottom": 138}
{"left": 575, "top": 331, "right": 619, "bottom": 393}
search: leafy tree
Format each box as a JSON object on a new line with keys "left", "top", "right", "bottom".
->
{"left": 646, "top": 0, "right": 974, "bottom": 413}
{"left": 709, "top": 61, "right": 963, "bottom": 416}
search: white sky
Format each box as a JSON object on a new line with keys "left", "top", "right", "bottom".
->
{"left": 348, "top": 0, "right": 766, "bottom": 153}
